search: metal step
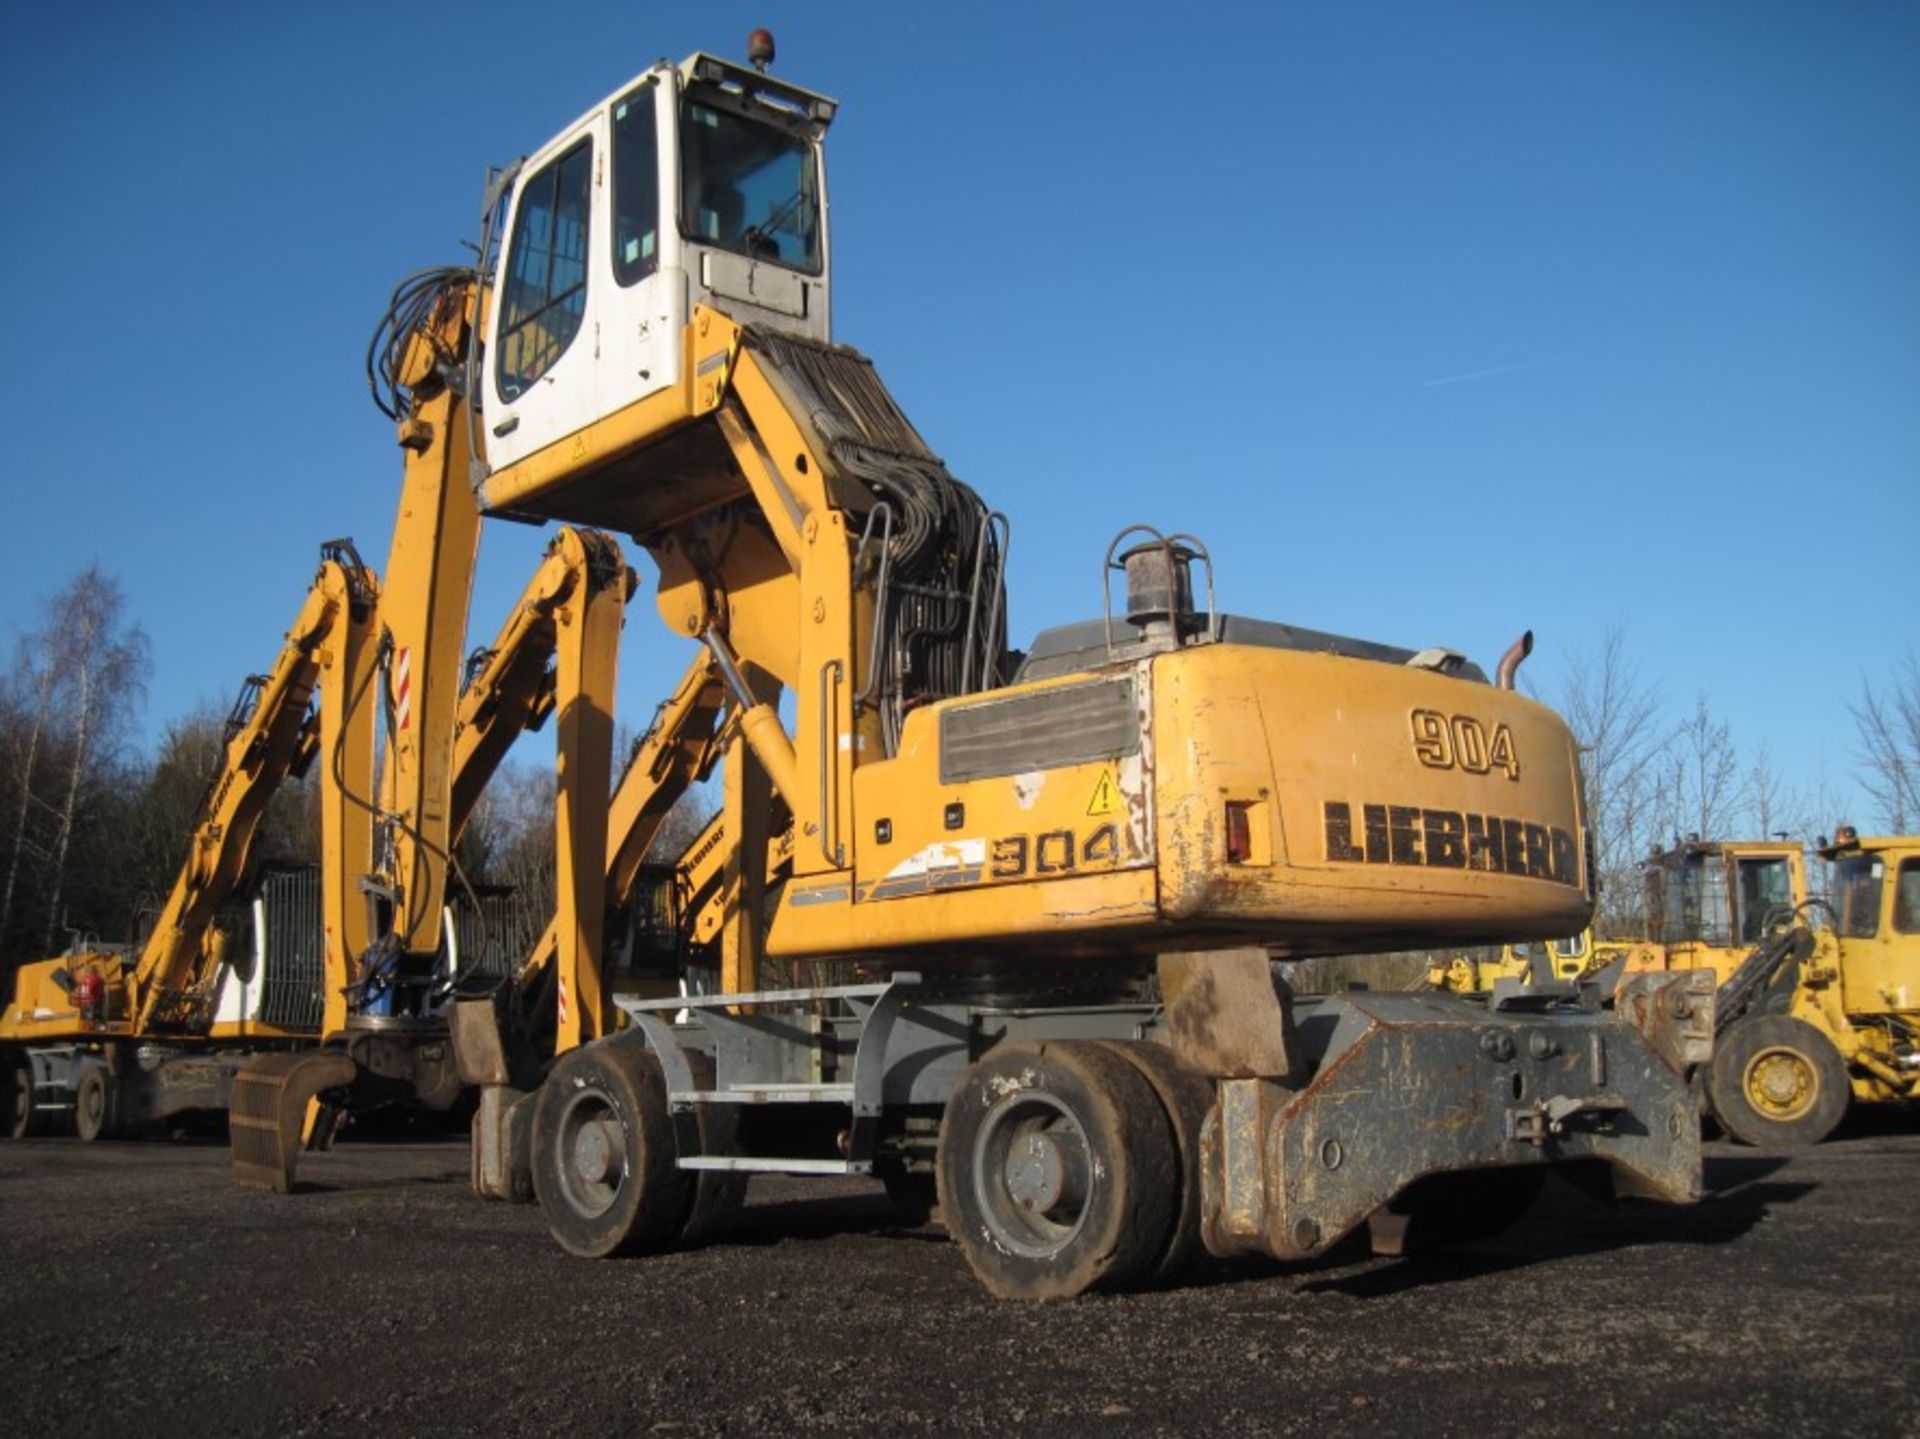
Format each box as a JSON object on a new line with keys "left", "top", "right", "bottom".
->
{"left": 669, "top": 1082, "right": 854, "bottom": 1106}
{"left": 677, "top": 1155, "right": 867, "bottom": 1175}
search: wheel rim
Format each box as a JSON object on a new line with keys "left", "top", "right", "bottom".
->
{"left": 553, "top": 1086, "right": 628, "bottom": 1219}
{"left": 1743, "top": 1044, "right": 1819, "bottom": 1122}
{"left": 971, "top": 1090, "right": 1094, "bottom": 1260}
{"left": 9, "top": 1067, "right": 28, "bottom": 1136}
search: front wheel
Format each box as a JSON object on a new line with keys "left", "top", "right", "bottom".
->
{"left": 6, "top": 1054, "right": 44, "bottom": 1140}
{"left": 1708, "top": 1014, "right": 1849, "bottom": 1148}
{"left": 532, "top": 1036, "right": 688, "bottom": 1258}
{"left": 937, "top": 1040, "right": 1176, "bottom": 1300}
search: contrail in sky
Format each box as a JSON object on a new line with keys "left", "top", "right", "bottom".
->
{"left": 1421, "top": 357, "right": 1555, "bottom": 388}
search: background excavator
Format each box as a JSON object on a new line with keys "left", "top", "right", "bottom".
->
{"left": 0, "top": 522, "right": 629, "bottom": 1145}
{"left": 1, "top": 541, "right": 377, "bottom": 1139}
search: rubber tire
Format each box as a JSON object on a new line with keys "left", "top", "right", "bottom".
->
{"left": 1368, "top": 1166, "right": 1547, "bottom": 1255}
{"left": 7, "top": 1056, "right": 45, "bottom": 1140}
{"left": 1094, "top": 1039, "right": 1214, "bottom": 1285}
{"left": 74, "top": 1066, "right": 119, "bottom": 1142}
{"left": 676, "top": 1049, "right": 747, "bottom": 1247}
{"left": 532, "top": 1036, "right": 689, "bottom": 1259}
{"left": 4, "top": 1056, "right": 29, "bottom": 1140}
{"left": 937, "top": 1040, "right": 1177, "bottom": 1300}
{"left": 1708, "top": 1014, "right": 1850, "bottom": 1149}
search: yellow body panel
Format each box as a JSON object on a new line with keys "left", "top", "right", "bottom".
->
{"left": 771, "top": 644, "right": 1591, "bottom": 963}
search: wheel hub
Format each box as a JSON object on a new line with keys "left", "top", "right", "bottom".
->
{"left": 1005, "top": 1131, "right": 1072, "bottom": 1214}
{"left": 570, "top": 1118, "right": 620, "bottom": 1184}
{"left": 1746, "top": 1046, "right": 1816, "bottom": 1121}
{"left": 973, "top": 1091, "right": 1093, "bottom": 1256}
{"left": 556, "top": 1091, "right": 626, "bottom": 1216}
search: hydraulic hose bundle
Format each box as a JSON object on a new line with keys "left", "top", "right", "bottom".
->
{"left": 747, "top": 327, "right": 1009, "bottom": 753}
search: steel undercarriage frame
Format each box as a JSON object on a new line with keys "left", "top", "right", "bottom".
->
{"left": 613, "top": 966, "right": 1710, "bottom": 1262}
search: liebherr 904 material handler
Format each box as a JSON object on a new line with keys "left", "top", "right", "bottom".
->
{"left": 245, "top": 34, "right": 1712, "bottom": 1298}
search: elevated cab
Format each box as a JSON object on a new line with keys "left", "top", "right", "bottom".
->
{"left": 478, "top": 52, "right": 836, "bottom": 512}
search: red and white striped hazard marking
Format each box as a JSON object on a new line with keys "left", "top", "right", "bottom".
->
{"left": 394, "top": 646, "right": 412, "bottom": 731}
{"left": 556, "top": 973, "right": 570, "bottom": 1030}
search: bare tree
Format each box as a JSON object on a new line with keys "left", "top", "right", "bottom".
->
{"left": 1654, "top": 694, "right": 1740, "bottom": 845}
{"left": 1742, "top": 741, "right": 1796, "bottom": 840}
{"left": 1550, "top": 629, "right": 1666, "bottom": 935}
{"left": 0, "top": 636, "right": 59, "bottom": 947}
{"left": 0, "top": 566, "right": 149, "bottom": 962}
{"left": 37, "top": 569, "right": 149, "bottom": 950}
{"left": 1852, "top": 651, "right": 1920, "bottom": 832}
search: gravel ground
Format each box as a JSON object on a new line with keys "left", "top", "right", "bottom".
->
{"left": 1, "top": 1116, "right": 1914, "bottom": 1439}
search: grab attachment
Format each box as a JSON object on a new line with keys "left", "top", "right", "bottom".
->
{"left": 229, "top": 1050, "right": 359, "bottom": 1192}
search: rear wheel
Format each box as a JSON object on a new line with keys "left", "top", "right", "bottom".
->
{"left": 74, "top": 1066, "right": 120, "bottom": 1142}
{"left": 1095, "top": 1039, "right": 1214, "bottom": 1284}
{"left": 1708, "top": 1014, "right": 1849, "bottom": 1149}
{"left": 532, "top": 1036, "right": 688, "bottom": 1258}
{"left": 937, "top": 1040, "right": 1176, "bottom": 1300}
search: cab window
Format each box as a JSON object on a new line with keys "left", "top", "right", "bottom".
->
{"left": 1658, "top": 854, "right": 1731, "bottom": 947}
{"left": 1833, "top": 855, "right": 1884, "bottom": 939}
{"left": 1895, "top": 859, "right": 1920, "bottom": 934}
{"left": 1735, "top": 856, "right": 1795, "bottom": 943}
{"left": 612, "top": 85, "right": 659, "bottom": 286}
{"left": 497, "top": 139, "right": 593, "bottom": 400}
{"left": 680, "top": 100, "right": 821, "bottom": 273}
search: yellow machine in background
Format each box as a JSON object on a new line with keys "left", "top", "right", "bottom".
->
{"left": 1623, "top": 830, "right": 1920, "bottom": 1146}
{"left": 0, "top": 544, "right": 377, "bottom": 1140}
{"left": 0, "top": 527, "right": 629, "bottom": 1146}
{"left": 1428, "top": 927, "right": 1633, "bottom": 995}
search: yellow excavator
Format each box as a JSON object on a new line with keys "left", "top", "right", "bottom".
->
{"left": 1621, "top": 831, "right": 1920, "bottom": 1147}
{"left": 0, "top": 522, "right": 628, "bottom": 1143}
{"left": 0, "top": 543, "right": 377, "bottom": 1140}
{"left": 223, "top": 514, "right": 635, "bottom": 1183}
{"left": 235, "top": 33, "right": 1712, "bottom": 1297}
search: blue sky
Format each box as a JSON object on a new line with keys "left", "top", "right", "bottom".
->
{"left": 1, "top": 2, "right": 1914, "bottom": 830}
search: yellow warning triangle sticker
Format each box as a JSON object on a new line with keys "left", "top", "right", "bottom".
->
{"left": 1086, "top": 769, "right": 1119, "bottom": 817}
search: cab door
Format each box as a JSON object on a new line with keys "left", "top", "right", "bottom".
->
{"left": 596, "top": 77, "right": 681, "bottom": 426}
{"left": 1838, "top": 849, "right": 1920, "bottom": 1016}
{"left": 484, "top": 115, "right": 604, "bottom": 469}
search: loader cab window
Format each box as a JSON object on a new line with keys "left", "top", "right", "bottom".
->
{"left": 1656, "top": 853, "right": 1732, "bottom": 947}
{"left": 1895, "top": 860, "right": 1920, "bottom": 934}
{"left": 680, "top": 99, "right": 821, "bottom": 273}
{"left": 496, "top": 138, "right": 593, "bottom": 400}
{"left": 1832, "top": 854, "right": 1883, "bottom": 939}
{"left": 612, "top": 84, "right": 660, "bottom": 285}
{"left": 1734, "top": 856, "right": 1795, "bottom": 943}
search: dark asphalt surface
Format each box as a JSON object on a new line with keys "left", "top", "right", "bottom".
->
{"left": 1, "top": 1117, "right": 1915, "bottom": 1438}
